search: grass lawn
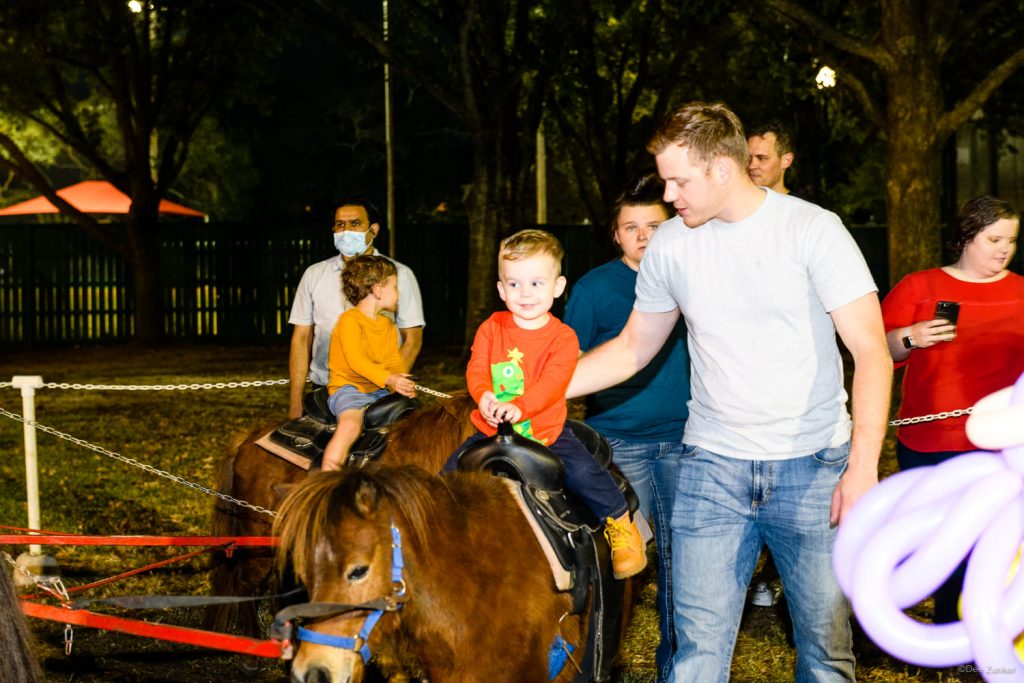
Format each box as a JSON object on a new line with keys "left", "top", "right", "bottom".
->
{"left": 0, "top": 343, "right": 982, "bottom": 682}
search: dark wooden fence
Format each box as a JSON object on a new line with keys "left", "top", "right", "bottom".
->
{"left": 0, "top": 221, "right": 891, "bottom": 348}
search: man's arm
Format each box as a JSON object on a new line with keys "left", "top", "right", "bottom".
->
{"left": 288, "top": 324, "right": 314, "bottom": 419}
{"left": 567, "top": 308, "right": 680, "bottom": 399}
{"left": 829, "top": 292, "right": 893, "bottom": 525}
{"left": 398, "top": 326, "right": 423, "bottom": 372}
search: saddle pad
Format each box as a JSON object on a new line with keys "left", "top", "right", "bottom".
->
{"left": 499, "top": 478, "right": 573, "bottom": 592}
{"left": 255, "top": 431, "right": 315, "bottom": 470}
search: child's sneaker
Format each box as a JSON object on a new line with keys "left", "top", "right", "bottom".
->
{"left": 604, "top": 513, "right": 647, "bottom": 579}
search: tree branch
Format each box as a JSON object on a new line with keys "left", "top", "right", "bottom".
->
{"left": 762, "top": 0, "right": 894, "bottom": 71}
{"left": 940, "top": 0, "right": 1004, "bottom": 57}
{"left": 939, "top": 45, "right": 1024, "bottom": 138}
{"left": 834, "top": 62, "right": 886, "bottom": 129}
{"left": 0, "top": 131, "right": 126, "bottom": 256}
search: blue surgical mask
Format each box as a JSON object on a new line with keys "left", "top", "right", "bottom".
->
{"left": 334, "top": 230, "right": 371, "bottom": 258}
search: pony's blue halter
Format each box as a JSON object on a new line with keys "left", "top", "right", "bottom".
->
{"left": 296, "top": 523, "right": 406, "bottom": 663}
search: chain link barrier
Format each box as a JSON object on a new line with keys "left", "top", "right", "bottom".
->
{"left": 888, "top": 406, "right": 972, "bottom": 427}
{"left": 1, "top": 377, "right": 455, "bottom": 517}
{"left": 0, "top": 407, "right": 278, "bottom": 518}
{"left": 39, "top": 379, "right": 289, "bottom": 392}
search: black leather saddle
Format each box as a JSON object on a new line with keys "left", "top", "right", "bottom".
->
{"left": 264, "top": 387, "right": 419, "bottom": 469}
{"left": 455, "top": 421, "right": 635, "bottom": 683}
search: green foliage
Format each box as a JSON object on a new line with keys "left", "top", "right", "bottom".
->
{"left": 174, "top": 117, "right": 259, "bottom": 221}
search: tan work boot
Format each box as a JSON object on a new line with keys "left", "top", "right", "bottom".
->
{"left": 604, "top": 513, "right": 647, "bottom": 579}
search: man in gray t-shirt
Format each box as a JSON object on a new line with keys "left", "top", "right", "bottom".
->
{"left": 568, "top": 102, "right": 892, "bottom": 682}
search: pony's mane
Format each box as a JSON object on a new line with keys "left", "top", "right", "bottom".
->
{"left": 274, "top": 464, "right": 453, "bottom": 583}
{"left": 386, "top": 393, "right": 476, "bottom": 472}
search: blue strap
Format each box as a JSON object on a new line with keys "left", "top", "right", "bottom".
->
{"left": 297, "top": 609, "right": 382, "bottom": 664}
{"left": 548, "top": 634, "right": 576, "bottom": 680}
{"left": 293, "top": 522, "right": 404, "bottom": 663}
{"left": 391, "top": 525, "right": 406, "bottom": 593}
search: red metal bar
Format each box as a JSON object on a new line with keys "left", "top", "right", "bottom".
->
{"left": 21, "top": 601, "right": 285, "bottom": 658}
{"left": 19, "top": 545, "right": 231, "bottom": 601}
{"left": 0, "top": 523, "right": 77, "bottom": 535}
{"left": 0, "top": 534, "right": 278, "bottom": 547}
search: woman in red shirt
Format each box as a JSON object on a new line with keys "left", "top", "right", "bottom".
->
{"left": 881, "top": 194, "right": 1023, "bottom": 622}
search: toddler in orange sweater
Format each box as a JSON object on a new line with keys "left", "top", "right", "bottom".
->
{"left": 322, "top": 255, "right": 416, "bottom": 470}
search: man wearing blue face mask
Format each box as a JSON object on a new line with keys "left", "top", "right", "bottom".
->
{"left": 288, "top": 198, "right": 425, "bottom": 419}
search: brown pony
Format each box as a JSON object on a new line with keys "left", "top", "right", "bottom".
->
{"left": 205, "top": 394, "right": 477, "bottom": 637}
{"left": 274, "top": 463, "right": 594, "bottom": 683}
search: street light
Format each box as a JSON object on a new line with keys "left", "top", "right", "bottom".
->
{"left": 816, "top": 65, "right": 836, "bottom": 89}
{"left": 128, "top": 0, "right": 143, "bottom": 12}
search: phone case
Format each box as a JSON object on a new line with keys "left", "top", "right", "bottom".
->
{"left": 934, "top": 300, "right": 960, "bottom": 325}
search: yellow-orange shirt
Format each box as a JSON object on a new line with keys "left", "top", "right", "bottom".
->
{"left": 327, "top": 309, "right": 404, "bottom": 394}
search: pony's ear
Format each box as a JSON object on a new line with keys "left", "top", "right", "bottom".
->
{"left": 354, "top": 477, "right": 382, "bottom": 516}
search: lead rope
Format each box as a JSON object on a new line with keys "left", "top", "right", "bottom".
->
{"left": 414, "top": 384, "right": 453, "bottom": 400}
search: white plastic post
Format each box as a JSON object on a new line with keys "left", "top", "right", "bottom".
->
{"left": 12, "top": 375, "right": 44, "bottom": 555}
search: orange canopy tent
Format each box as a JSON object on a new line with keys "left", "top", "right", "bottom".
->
{"left": 0, "top": 180, "right": 205, "bottom": 217}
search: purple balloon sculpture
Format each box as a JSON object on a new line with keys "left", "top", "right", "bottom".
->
{"left": 834, "top": 371, "right": 1024, "bottom": 682}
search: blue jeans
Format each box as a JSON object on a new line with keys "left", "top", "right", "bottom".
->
{"left": 607, "top": 437, "right": 682, "bottom": 683}
{"left": 669, "top": 443, "right": 854, "bottom": 683}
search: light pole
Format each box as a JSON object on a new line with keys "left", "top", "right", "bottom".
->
{"left": 384, "top": 0, "right": 396, "bottom": 255}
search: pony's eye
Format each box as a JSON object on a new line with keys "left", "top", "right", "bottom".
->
{"left": 347, "top": 565, "right": 369, "bottom": 582}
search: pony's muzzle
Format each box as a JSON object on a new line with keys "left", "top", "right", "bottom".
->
{"left": 292, "top": 644, "right": 360, "bottom": 683}
{"left": 297, "top": 663, "right": 340, "bottom": 683}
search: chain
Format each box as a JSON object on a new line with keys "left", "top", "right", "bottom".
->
{"left": 3, "top": 550, "right": 75, "bottom": 653}
{"left": 4, "top": 548, "right": 75, "bottom": 655}
{"left": 0, "top": 381, "right": 11, "bottom": 389}
{"left": 2, "top": 550, "right": 69, "bottom": 601}
{"left": 414, "top": 384, "right": 453, "bottom": 400}
{"left": 0, "top": 407, "right": 277, "bottom": 518}
{"left": 889, "top": 406, "right": 973, "bottom": 427}
{"left": 38, "top": 379, "right": 289, "bottom": 392}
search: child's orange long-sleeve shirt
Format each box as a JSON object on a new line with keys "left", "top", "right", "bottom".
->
{"left": 327, "top": 309, "right": 404, "bottom": 394}
{"left": 466, "top": 311, "right": 580, "bottom": 445}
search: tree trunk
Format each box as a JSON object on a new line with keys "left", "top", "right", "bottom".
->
{"left": 127, "top": 198, "right": 164, "bottom": 345}
{"left": 884, "top": 67, "right": 945, "bottom": 288}
{"left": 463, "top": 147, "right": 502, "bottom": 356}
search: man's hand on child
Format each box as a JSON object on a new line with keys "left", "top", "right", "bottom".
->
{"left": 386, "top": 374, "right": 417, "bottom": 399}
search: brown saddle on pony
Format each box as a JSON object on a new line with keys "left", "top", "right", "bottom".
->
{"left": 456, "top": 422, "right": 641, "bottom": 683}
{"left": 255, "top": 388, "right": 419, "bottom": 470}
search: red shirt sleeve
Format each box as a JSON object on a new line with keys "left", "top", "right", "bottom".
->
{"left": 881, "top": 273, "right": 924, "bottom": 370}
{"left": 466, "top": 315, "right": 497, "bottom": 403}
